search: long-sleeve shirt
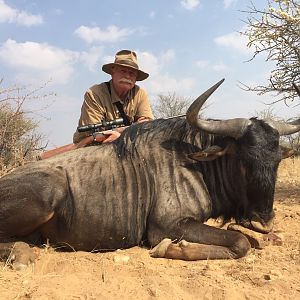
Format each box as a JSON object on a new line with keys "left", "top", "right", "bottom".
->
{"left": 73, "top": 80, "right": 154, "bottom": 143}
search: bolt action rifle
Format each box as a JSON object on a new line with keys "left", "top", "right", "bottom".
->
{"left": 40, "top": 118, "right": 125, "bottom": 159}
{"left": 40, "top": 114, "right": 186, "bottom": 160}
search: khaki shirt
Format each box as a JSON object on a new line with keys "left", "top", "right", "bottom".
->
{"left": 73, "top": 80, "right": 154, "bottom": 143}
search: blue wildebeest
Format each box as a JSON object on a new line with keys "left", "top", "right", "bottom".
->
{"left": 0, "top": 79, "right": 299, "bottom": 270}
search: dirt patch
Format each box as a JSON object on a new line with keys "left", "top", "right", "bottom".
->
{"left": 0, "top": 158, "right": 299, "bottom": 300}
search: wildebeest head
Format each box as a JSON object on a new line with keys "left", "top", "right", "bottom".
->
{"left": 186, "top": 79, "right": 300, "bottom": 233}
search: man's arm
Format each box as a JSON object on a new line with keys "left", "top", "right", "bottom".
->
{"left": 73, "top": 89, "right": 106, "bottom": 143}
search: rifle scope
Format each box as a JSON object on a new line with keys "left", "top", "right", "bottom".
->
{"left": 77, "top": 118, "right": 124, "bottom": 132}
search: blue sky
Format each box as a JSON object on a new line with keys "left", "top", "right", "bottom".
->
{"left": 0, "top": 0, "right": 296, "bottom": 147}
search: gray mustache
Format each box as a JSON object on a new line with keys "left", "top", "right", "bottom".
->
{"left": 119, "top": 78, "right": 133, "bottom": 84}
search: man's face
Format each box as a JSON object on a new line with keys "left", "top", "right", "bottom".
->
{"left": 111, "top": 65, "right": 138, "bottom": 93}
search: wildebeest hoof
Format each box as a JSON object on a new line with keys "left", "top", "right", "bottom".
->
{"left": 8, "top": 242, "right": 37, "bottom": 271}
{"left": 178, "top": 240, "right": 189, "bottom": 247}
{"left": 149, "top": 238, "right": 172, "bottom": 258}
{"left": 12, "top": 262, "right": 30, "bottom": 271}
{"left": 238, "top": 214, "right": 274, "bottom": 234}
{"left": 250, "top": 216, "right": 274, "bottom": 234}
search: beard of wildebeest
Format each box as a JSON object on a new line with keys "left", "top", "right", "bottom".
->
{"left": 236, "top": 119, "right": 281, "bottom": 225}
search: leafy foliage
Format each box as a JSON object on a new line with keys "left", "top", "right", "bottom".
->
{"left": 240, "top": 0, "right": 300, "bottom": 105}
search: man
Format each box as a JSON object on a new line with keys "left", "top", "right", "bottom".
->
{"left": 73, "top": 49, "right": 154, "bottom": 143}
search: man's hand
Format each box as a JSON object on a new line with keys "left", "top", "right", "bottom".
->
{"left": 136, "top": 116, "right": 151, "bottom": 123}
{"left": 101, "top": 130, "right": 121, "bottom": 143}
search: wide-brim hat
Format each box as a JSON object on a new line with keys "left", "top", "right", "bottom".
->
{"left": 102, "top": 50, "right": 149, "bottom": 81}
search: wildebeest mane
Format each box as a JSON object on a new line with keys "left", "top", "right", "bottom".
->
{"left": 115, "top": 118, "right": 214, "bottom": 156}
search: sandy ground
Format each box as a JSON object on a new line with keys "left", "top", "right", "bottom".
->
{"left": 0, "top": 158, "right": 299, "bottom": 300}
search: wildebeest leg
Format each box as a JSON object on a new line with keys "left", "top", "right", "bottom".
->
{"left": 0, "top": 208, "right": 56, "bottom": 269}
{"left": 0, "top": 242, "right": 37, "bottom": 271}
{"left": 0, "top": 168, "right": 69, "bottom": 269}
{"left": 149, "top": 219, "right": 251, "bottom": 260}
{"left": 227, "top": 223, "right": 283, "bottom": 248}
{"left": 0, "top": 207, "right": 54, "bottom": 269}
{"left": 150, "top": 238, "right": 244, "bottom": 260}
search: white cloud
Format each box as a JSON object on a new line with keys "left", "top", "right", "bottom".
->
{"left": 74, "top": 25, "right": 133, "bottom": 43}
{"left": 223, "top": 0, "right": 237, "bottom": 9}
{"left": 0, "top": 39, "right": 78, "bottom": 84}
{"left": 0, "top": 0, "right": 15, "bottom": 22}
{"left": 180, "top": 0, "right": 200, "bottom": 10}
{"left": 79, "top": 46, "right": 104, "bottom": 72}
{"left": 195, "top": 59, "right": 228, "bottom": 72}
{"left": 214, "top": 31, "right": 251, "bottom": 53}
{"left": 0, "top": 0, "right": 43, "bottom": 26}
{"left": 160, "top": 49, "right": 175, "bottom": 63}
{"left": 54, "top": 8, "right": 64, "bottom": 15}
{"left": 136, "top": 51, "right": 161, "bottom": 77}
{"left": 101, "top": 54, "right": 115, "bottom": 65}
{"left": 212, "top": 62, "right": 228, "bottom": 71}
{"left": 196, "top": 60, "right": 209, "bottom": 68}
{"left": 136, "top": 49, "right": 175, "bottom": 76}
{"left": 149, "top": 74, "right": 195, "bottom": 95}
{"left": 135, "top": 50, "right": 195, "bottom": 94}
{"left": 149, "top": 11, "right": 156, "bottom": 18}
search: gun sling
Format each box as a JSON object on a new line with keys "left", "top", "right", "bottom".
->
{"left": 105, "top": 82, "right": 131, "bottom": 126}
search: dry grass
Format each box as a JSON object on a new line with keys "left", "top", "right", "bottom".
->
{"left": 277, "top": 156, "right": 300, "bottom": 186}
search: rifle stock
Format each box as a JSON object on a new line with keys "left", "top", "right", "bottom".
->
{"left": 40, "top": 143, "right": 77, "bottom": 159}
{"left": 40, "top": 133, "right": 107, "bottom": 160}
{"left": 40, "top": 117, "right": 160, "bottom": 160}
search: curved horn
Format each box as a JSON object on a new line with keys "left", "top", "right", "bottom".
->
{"left": 186, "top": 79, "right": 252, "bottom": 139}
{"left": 186, "top": 78, "right": 225, "bottom": 127}
{"left": 264, "top": 118, "right": 300, "bottom": 136}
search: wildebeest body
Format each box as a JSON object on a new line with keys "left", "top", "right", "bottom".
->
{"left": 1, "top": 79, "right": 299, "bottom": 268}
{"left": 0, "top": 118, "right": 276, "bottom": 245}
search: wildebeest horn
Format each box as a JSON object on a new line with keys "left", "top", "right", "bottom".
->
{"left": 186, "top": 79, "right": 252, "bottom": 139}
{"left": 264, "top": 118, "right": 300, "bottom": 136}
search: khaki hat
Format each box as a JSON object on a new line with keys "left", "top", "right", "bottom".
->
{"left": 102, "top": 50, "right": 149, "bottom": 81}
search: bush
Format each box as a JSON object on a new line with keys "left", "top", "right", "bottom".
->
{"left": 152, "top": 93, "right": 192, "bottom": 118}
{"left": 0, "top": 80, "right": 52, "bottom": 176}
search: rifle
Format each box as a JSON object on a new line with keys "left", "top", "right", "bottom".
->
{"left": 40, "top": 118, "right": 125, "bottom": 159}
{"left": 40, "top": 114, "right": 186, "bottom": 160}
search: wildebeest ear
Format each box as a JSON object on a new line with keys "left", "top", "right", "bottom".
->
{"left": 188, "top": 143, "right": 236, "bottom": 161}
{"left": 280, "top": 145, "right": 295, "bottom": 159}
